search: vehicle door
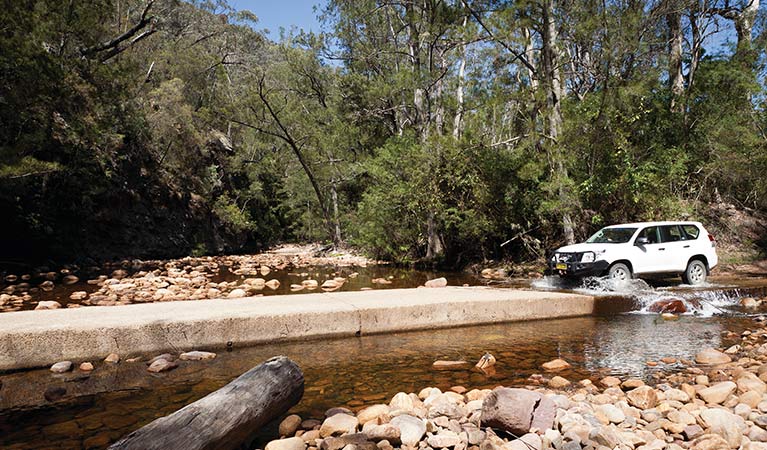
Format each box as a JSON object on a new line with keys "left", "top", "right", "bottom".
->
{"left": 632, "top": 226, "right": 662, "bottom": 274}
{"left": 657, "top": 225, "right": 689, "bottom": 272}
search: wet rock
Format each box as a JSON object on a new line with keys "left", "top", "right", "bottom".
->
{"left": 44, "top": 386, "right": 67, "bottom": 402}
{"left": 357, "top": 404, "right": 391, "bottom": 426}
{"left": 104, "top": 353, "right": 120, "bottom": 364}
{"left": 326, "top": 407, "right": 354, "bottom": 417}
{"left": 742, "top": 297, "right": 761, "bottom": 308}
{"left": 322, "top": 279, "right": 342, "bottom": 289}
{"left": 266, "top": 437, "right": 307, "bottom": 450}
{"left": 147, "top": 358, "right": 178, "bottom": 373}
{"left": 291, "top": 284, "right": 305, "bottom": 292}
{"left": 79, "top": 362, "right": 94, "bottom": 372}
{"left": 50, "top": 361, "right": 73, "bottom": 373}
{"left": 424, "top": 277, "right": 447, "bottom": 288}
{"left": 699, "top": 408, "right": 743, "bottom": 448}
{"left": 147, "top": 353, "right": 174, "bottom": 365}
{"left": 280, "top": 415, "right": 304, "bottom": 437}
{"left": 626, "top": 386, "right": 658, "bottom": 410}
{"left": 695, "top": 348, "right": 731, "bottom": 365}
{"left": 475, "top": 353, "right": 496, "bottom": 370}
{"left": 600, "top": 376, "right": 622, "bottom": 388}
{"left": 390, "top": 415, "right": 426, "bottom": 447}
{"left": 179, "top": 351, "right": 216, "bottom": 361}
{"left": 541, "top": 359, "right": 571, "bottom": 371}
{"left": 302, "top": 419, "right": 322, "bottom": 430}
{"left": 480, "top": 387, "right": 555, "bottom": 435}
{"left": 698, "top": 381, "right": 736, "bottom": 404}
{"left": 35, "top": 300, "right": 61, "bottom": 310}
{"left": 320, "top": 413, "right": 359, "bottom": 437}
{"left": 371, "top": 278, "right": 392, "bottom": 285}
{"left": 433, "top": 360, "right": 469, "bottom": 369}
{"left": 303, "top": 279, "right": 319, "bottom": 288}
{"left": 265, "top": 279, "right": 281, "bottom": 290}
{"left": 648, "top": 298, "right": 687, "bottom": 314}
{"left": 39, "top": 280, "right": 55, "bottom": 291}
{"left": 62, "top": 275, "right": 79, "bottom": 285}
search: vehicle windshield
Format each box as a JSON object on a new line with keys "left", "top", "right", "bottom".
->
{"left": 585, "top": 227, "right": 637, "bottom": 244}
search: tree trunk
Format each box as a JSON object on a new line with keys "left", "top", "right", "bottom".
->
{"left": 453, "top": 17, "right": 468, "bottom": 140}
{"left": 425, "top": 211, "right": 444, "bottom": 259}
{"left": 541, "top": 0, "right": 575, "bottom": 245}
{"left": 331, "top": 180, "right": 343, "bottom": 246}
{"left": 667, "top": 3, "right": 684, "bottom": 112}
{"left": 109, "top": 356, "right": 304, "bottom": 450}
{"left": 733, "top": 0, "right": 759, "bottom": 61}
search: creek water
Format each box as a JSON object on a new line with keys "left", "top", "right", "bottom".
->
{"left": 1, "top": 271, "right": 766, "bottom": 449}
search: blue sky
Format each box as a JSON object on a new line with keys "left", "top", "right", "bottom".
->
{"left": 228, "top": 0, "right": 327, "bottom": 36}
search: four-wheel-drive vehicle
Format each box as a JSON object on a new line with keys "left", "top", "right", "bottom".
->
{"left": 547, "top": 221, "right": 718, "bottom": 285}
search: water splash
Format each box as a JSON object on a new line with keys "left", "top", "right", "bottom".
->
{"left": 531, "top": 275, "right": 759, "bottom": 317}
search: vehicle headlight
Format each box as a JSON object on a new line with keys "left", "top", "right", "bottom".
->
{"left": 580, "top": 252, "right": 595, "bottom": 263}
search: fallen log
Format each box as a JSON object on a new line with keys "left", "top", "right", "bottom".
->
{"left": 110, "top": 356, "right": 304, "bottom": 450}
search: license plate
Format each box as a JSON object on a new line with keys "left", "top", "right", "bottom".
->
{"left": 556, "top": 263, "right": 567, "bottom": 270}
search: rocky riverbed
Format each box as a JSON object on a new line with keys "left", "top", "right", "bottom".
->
{"left": 262, "top": 315, "right": 767, "bottom": 450}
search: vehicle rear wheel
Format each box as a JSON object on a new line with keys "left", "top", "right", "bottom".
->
{"left": 608, "top": 263, "right": 632, "bottom": 284}
{"left": 682, "top": 259, "right": 707, "bottom": 285}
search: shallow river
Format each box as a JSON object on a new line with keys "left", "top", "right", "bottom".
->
{"left": 1, "top": 273, "right": 766, "bottom": 449}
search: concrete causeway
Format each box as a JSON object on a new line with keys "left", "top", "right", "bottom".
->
{"left": 0, "top": 287, "right": 593, "bottom": 371}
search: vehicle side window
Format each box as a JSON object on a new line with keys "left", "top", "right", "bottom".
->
{"left": 660, "top": 225, "right": 683, "bottom": 242}
{"left": 681, "top": 225, "right": 700, "bottom": 240}
{"left": 638, "top": 227, "right": 659, "bottom": 244}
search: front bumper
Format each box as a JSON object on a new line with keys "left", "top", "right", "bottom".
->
{"left": 546, "top": 260, "right": 609, "bottom": 278}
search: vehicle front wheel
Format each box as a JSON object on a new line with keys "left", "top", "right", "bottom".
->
{"left": 608, "top": 263, "right": 632, "bottom": 284}
{"left": 682, "top": 259, "right": 707, "bottom": 285}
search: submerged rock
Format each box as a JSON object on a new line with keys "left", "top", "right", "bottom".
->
{"left": 50, "top": 361, "right": 73, "bottom": 373}
{"left": 179, "top": 351, "right": 216, "bottom": 361}
{"left": 648, "top": 298, "right": 687, "bottom": 314}
{"left": 147, "top": 358, "right": 178, "bottom": 373}
{"left": 541, "top": 359, "right": 571, "bottom": 371}
{"left": 695, "top": 348, "right": 731, "bottom": 365}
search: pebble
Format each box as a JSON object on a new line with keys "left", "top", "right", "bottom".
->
{"left": 79, "top": 362, "right": 94, "bottom": 372}
{"left": 104, "top": 353, "right": 120, "bottom": 364}
{"left": 179, "top": 351, "right": 216, "bottom": 361}
{"left": 50, "top": 361, "right": 73, "bottom": 373}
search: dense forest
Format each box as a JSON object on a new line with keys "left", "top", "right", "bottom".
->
{"left": 1, "top": 0, "right": 765, "bottom": 267}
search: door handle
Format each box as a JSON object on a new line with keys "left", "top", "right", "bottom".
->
{"left": 658, "top": 248, "right": 665, "bottom": 251}
{"left": 683, "top": 245, "right": 690, "bottom": 248}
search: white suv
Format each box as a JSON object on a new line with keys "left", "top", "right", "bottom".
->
{"left": 547, "top": 221, "right": 718, "bottom": 285}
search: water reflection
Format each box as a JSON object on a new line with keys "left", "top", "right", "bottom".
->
{"left": 0, "top": 314, "right": 747, "bottom": 449}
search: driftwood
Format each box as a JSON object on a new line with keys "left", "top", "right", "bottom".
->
{"left": 109, "top": 356, "right": 304, "bottom": 450}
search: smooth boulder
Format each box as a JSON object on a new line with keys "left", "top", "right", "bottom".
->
{"left": 480, "top": 387, "right": 555, "bottom": 435}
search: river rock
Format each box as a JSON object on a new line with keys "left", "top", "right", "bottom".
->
{"left": 424, "top": 277, "right": 447, "bottom": 288}
{"left": 362, "top": 423, "right": 400, "bottom": 443}
{"left": 742, "top": 297, "right": 761, "bottom": 308}
{"left": 480, "top": 387, "right": 555, "bottom": 435}
{"left": 265, "top": 279, "right": 280, "bottom": 290}
{"left": 683, "top": 424, "right": 704, "bottom": 440}
{"left": 266, "top": 437, "right": 307, "bottom": 450}
{"left": 695, "top": 348, "right": 731, "bottom": 365}
{"left": 475, "top": 353, "right": 496, "bottom": 370}
{"left": 542, "top": 359, "right": 571, "bottom": 371}
{"left": 698, "top": 381, "right": 736, "bottom": 404}
{"left": 320, "top": 433, "right": 376, "bottom": 450}
{"left": 62, "top": 275, "right": 79, "bottom": 285}
{"left": 699, "top": 408, "right": 743, "bottom": 448}
{"left": 320, "top": 413, "right": 359, "bottom": 437}
{"left": 738, "top": 372, "right": 767, "bottom": 395}
{"left": 148, "top": 353, "right": 174, "bottom": 365}
{"left": 691, "top": 434, "right": 730, "bottom": 450}
{"left": 326, "top": 407, "right": 354, "bottom": 417}
{"left": 280, "top": 414, "right": 303, "bottom": 437}
{"left": 147, "top": 358, "right": 178, "bottom": 373}
{"left": 50, "top": 361, "right": 73, "bottom": 373}
{"left": 357, "top": 404, "right": 391, "bottom": 425}
{"left": 664, "top": 388, "right": 690, "bottom": 402}
{"left": 390, "top": 415, "right": 426, "bottom": 446}
{"left": 69, "top": 291, "right": 88, "bottom": 300}
{"left": 104, "top": 353, "right": 120, "bottom": 364}
{"left": 427, "top": 430, "right": 461, "bottom": 448}
{"left": 179, "top": 351, "right": 216, "bottom": 361}
{"left": 596, "top": 404, "right": 625, "bottom": 424}
{"left": 626, "top": 386, "right": 658, "bottom": 410}
{"left": 302, "top": 279, "right": 319, "bottom": 288}
{"left": 648, "top": 298, "right": 687, "bottom": 314}
{"left": 433, "top": 360, "right": 469, "bottom": 369}
{"left": 390, "top": 392, "right": 414, "bottom": 413}
{"left": 549, "top": 376, "right": 571, "bottom": 389}
{"left": 600, "top": 376, "right": 622, "bottom": 388}
{"left": 35, "top": 301, "right": 61, "bottom": 310}
{"left": 227, "top": 288, "right": 247, "bottom": 298}
{"left": 79, "top": 362, "right": 94, "bottom": 372}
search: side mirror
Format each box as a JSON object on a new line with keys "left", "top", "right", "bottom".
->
{"left": 635, "top": 237, "right": 649, "bottom": 246}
